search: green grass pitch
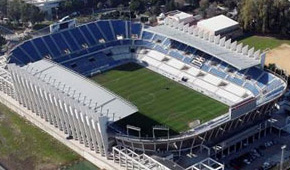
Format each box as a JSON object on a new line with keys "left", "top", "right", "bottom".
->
{"left": 91, "top": 63, "right": 228, "bottom": 134}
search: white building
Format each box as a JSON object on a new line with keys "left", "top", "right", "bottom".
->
{"left": 197, "top": 15, "right": 240, "bottom": 38}
{"left": 166, "top": 11, "right": 195, "bottom": 25}
{"left": 24, "top": 0, "right": 63, "bottom": 19}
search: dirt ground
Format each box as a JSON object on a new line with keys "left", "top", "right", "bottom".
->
{"left": 266, "top": 44, "right": 290, "bottom": 74}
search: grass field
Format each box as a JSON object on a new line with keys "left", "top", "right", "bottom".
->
{"left": 0, "top": 102, "right": 99, "bottom": 170}
{"left": 238, "top": 35, "right": 290, "bottom": 51}
{"left": 91, "top": 63, "right": 228, "bottom": 134}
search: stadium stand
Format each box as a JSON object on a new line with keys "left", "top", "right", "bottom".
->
{"left": 7, "top": 20, "right": 286, "bottom": 106}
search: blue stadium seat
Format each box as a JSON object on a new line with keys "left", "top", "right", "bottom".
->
{"left": 43, "top": 36, "right": 61, "bottom": 56}
{"left": 51, "top": 33, "right": 71, "bottom": 52}
{"left": 152, "top": 34, "right": 166, "bottom": 43}
{"left": 134, "top": 40, "right": 154, "bottom": 48}
{"left": 154, "top": 45, "right": 168, "bottom": 54}
{"left": 9, "top": 47, "right": 32, "bottom": 65}
{"left": 111, "top": 20, "right": 126, "bottom": 38}
{"left": 266, "top": 86, "right": 284, "bottom": 98}
{"left": 70, "top": 28, "right": 89, "bottom": 46}
{"left": 209, "top": 68, "right": 227, "bottom": 78}
{"left": 201, "top": 64, "right": 210, "bottom": 72}
{"left": 186, "top": 47, "right": 197, "bottom": 55}
{"left": 247, "top": 67, "right": 263, "bottom": 79}
{"left": 96, "top": 20, "right": 115, "bottom": 41}
{"left": 169, "top": 51, "right": 184, "bottom": 60}
{"left": 177, "top": 43, "right": 187, "bottom": 51}
{"left": 244, "top": 83, "right": 259, "bottom": 96}
{"left": 62, "top": 31, "right": 80, "bottom": 51}
{"left": 219, "top": 62, "right": 228, "bottom": 70}
{"left": 32, "top": 38, "right": 51, "bottom": 58}
{"left": 226, "top": 76, "right": 244, "bottom": 86}
{"left": 130, "top": 22, "right": 142, "bottom": 37}
{"left": 170, "top": 40, "right": 181, "bottom": 49}
{"left": 142, "top": 31, "right": 154, "bottom": 40}
{"left": 21, "top": 41, "right": 42, "bottom": 61}
{"left": 183, "top": 57, "right": 192, "bottom": 64}
{"left": 121, "top": 40, "right": 133, "bottom": 45}
{"left": 162, "top": 39, "right": 171, "bottom": 47}
{"left": 256, "top": 73, "right": 274, "bottom": 88}
{"left": 87, "top": 44, "right": 106, "bottom": 53}
{"left": 106, "top": 41, "right": 122, "bottom": 47}
{"left": 80, "top": 24, "right": 99, "bottom": 45}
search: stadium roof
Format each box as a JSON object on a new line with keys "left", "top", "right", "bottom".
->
{"left": 169, "top": 11, "right": 192, "bottom": 21}
{"left": 197, "top": 15, "right": 239, "bottom": 33}
{"left": 146, "top": 25, "right": 260, "bottom": 70}
{"left": 22, "top": 59, "right": 138, "bottom": 122}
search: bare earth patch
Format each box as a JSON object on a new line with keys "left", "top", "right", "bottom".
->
{"left": 266, "top": 44, "right": 290, "bottom": 73}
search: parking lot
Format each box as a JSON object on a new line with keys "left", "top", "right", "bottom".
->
{"left": 221, "top": 134, "right": 290, "bottom": 170}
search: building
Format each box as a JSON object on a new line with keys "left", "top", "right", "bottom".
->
{"left": 0, "top": 19, "right": 287, "bottom": 169}
{"left": 197, "top": 15, "right": 241, "bottom": 38}
{"left": 166, "top": 10, "right": 195, "bottom": 25}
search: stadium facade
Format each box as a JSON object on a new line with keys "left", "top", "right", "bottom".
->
{"left": 0, "top": 19, "right": 288, "bottom": 169}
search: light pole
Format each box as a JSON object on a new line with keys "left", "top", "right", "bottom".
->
{"left": 280, "top": 145, "right": 287, "bottom": 170}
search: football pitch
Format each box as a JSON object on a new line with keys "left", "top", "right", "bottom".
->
{"left": 91, "top": 63, "right": 228, "bottom": 134}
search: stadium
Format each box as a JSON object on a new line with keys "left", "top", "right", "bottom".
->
{"left": 0, "top": 17, "right": 288, "bottom": 169}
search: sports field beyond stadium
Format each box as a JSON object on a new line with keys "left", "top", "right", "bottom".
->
{"left": 91, "top": 63, "right": 228, "bottom": 134}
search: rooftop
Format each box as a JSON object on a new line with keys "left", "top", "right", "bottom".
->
{"left": 197, "top": 15, "right": 239, "bottom": 32}
{"left": 170, "top": 11, "right": 192, "bottom": 21}
{"left": 21, "top": 59, "right": 138, "bottom": 122}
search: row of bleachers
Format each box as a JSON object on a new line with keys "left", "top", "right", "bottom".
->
{"left": 162, "top": 38, "right": 171, "bottom": 47}
{"left": 97, "top": 20, "right": 115, "bottom": 41}
{"left": 134, "top": 40, "right": 155, "bottom": 48}
{"left": 7, "top": 21, "right": 144, "bottom": 66}
{"left": 152, "top": 34, "right": 166, "bottom": 43}
{"left": 265, "top": 86, "right": 285, "bottom": 99}
{"left": 33, "top": 38, "right": 51, "bottom": 57}
{"left": 80, "top": 25, "right": 98, "bottom": 45}
{"left": 244, "top": 82, "right": 260, "bottom": 96}
{"left": 142, "top": 31, "right": 154, "bottom": 40}
{"left": 8, "top": 19, "right": 284, "bottom": 100}
{"left": 169, "top": 51, "right": 183, "bottom": 60}
{"left": 183, "top": 57, "right": 192, "bottom": 64}
{"left": 20, "top": 41, "right": 42, "bottom": 61}
{"left": 264, "top": 79, "right": 282, "bottom": 93}
{"left": 111, "top": 20, "right": 126, "bottom": 37}
{"left": 62, "top": 31, "right": 80, "bottom": 51}
{"left": 218, "top": 62, "right": 228, "bottom": 70}
{"left": 209, "top": 68, "right": 227, "bottom": 78}
{"left": 226, "top": 76, "right": 244, "bottom": 86}
{"left": 70, "top": 28, "right": 88, "bottom": 46}
{"left": 154, "top": 45, "right": 169, "bottom": 54}
{"left": 256, "top": 72, "right": 274, "bottom": 88}
{"left": 130, "top": 22, "right": 142, "bottom": 37}
{"left": 51, "top": 33, "right": 72, "bottom": 52}
{"left": 43, "top": 35, "right": 61, "bottom": 56}
{"left": 247, "top": 67, "right": 263, "bottom": 79}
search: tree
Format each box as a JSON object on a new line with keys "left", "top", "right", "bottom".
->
{"left": 129, "top": 0, "right": 142, "bottom": 11}
{"left": 239, "top": 0, "right": 290, "bottom": 35}
{"left": 165, "top": 0, "right": 176, "bottom": 12}
{"left": 199, "top": 0, "right": 209, "bottom": 17}
{"left": 28, "top": 5, "right": 45, "bottom": 24}
{"left": 239, "top": 0, "right": 256, "bottom": 31}
{"left": 0, "top": 34, "right": 6, "bottom": 47}
{"left": 97, "top": 1, "right": 103, "bottom": 9}
{"left": 0, "top": 0, "right": 8, "bottom": 16}
{"left": 7, "top": 0, "right": 21, "bottom": 22}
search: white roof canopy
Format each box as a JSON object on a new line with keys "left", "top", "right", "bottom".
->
{"left": 22, "top": 59, "right": 138, "bottom": 122}
{"left": 146, "top": 25, "right": 260, "bottom": 70}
